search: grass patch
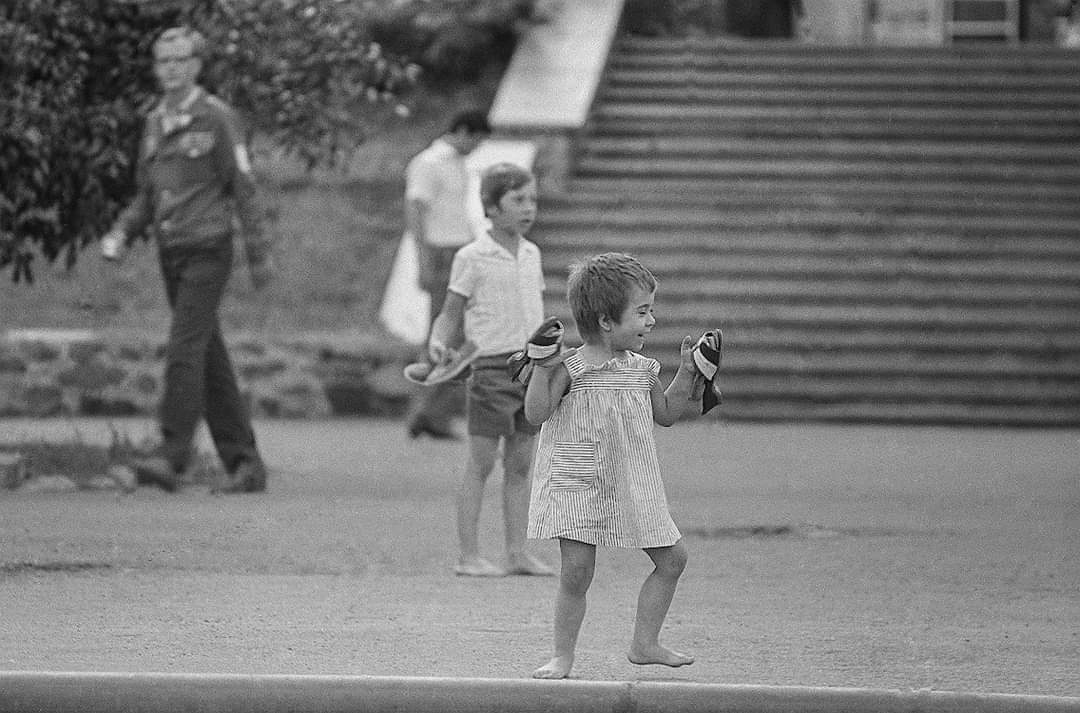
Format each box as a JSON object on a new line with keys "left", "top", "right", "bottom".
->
{"left": 14, "top": 440, "right": 112, "bottom": 479}
{"left": 3, "top": 425, "right": 223, "bottom": 487}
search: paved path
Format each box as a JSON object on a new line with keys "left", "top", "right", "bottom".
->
{"left": 0, "top": 418, "right": 1077, "bottom": 696}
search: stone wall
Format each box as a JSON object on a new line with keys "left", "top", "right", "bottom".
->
{"left": 0, "top": 329, "right": 424, "bottom": 419}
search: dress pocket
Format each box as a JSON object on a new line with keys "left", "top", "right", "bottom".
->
{"left": 549, "top": 441, "right": 598, "bottom": 491}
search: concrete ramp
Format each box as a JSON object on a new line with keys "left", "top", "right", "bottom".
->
{"left": 1, "top": 672, "right": 1078, "bottom": 713}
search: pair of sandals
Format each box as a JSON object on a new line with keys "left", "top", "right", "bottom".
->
{"left": 404, "top": 322, "right": 724, "bottom": 416}
{"left": 404, "top": 316, "right": 565, "bottom": 387}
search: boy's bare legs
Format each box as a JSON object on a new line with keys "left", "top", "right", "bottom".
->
{"left": 502, "top": 431, "right": 552, "bottom": 575}
{"left": 534, "top": 538, "right": 595, "bottom": 679}
{"left": 455, "top": 434, "right": 503, "bottom": 576}
{"left": 627, "top": 541, "right": 694, "bottom": 667}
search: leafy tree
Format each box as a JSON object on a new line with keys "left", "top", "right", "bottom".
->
{"left": 1, "top": 0, "right": 538, "bottom": 282}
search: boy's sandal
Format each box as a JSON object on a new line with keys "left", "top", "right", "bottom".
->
{"left": 404, "top": 341, "right": 480, "bottom": 386}
{"left": 454, "top": 559, "right": 505, "bottom": 577}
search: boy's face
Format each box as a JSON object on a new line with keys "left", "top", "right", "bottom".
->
{"left": 487, "top": 179, "right": 537, "bottom": 236}
{"left": 608, "top": 285, "right": 656, "bottom": 352}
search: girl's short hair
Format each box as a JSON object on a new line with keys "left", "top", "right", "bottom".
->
{"left": 567, "top": 253, "right": 657, "bottom": 340}
{"left": 480, "top": 162, "right": 534, "bottom": 215}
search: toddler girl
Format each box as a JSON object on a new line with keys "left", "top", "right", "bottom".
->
{"left": 524, "top": 252, "right": 705, "bottom": 679}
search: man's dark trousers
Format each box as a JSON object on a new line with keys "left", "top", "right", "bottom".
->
{"left": 158, "top": 241, "right": 258, "bottom": 472}
{"left": 408, "top": 244, "right": 464, "bottom": 434}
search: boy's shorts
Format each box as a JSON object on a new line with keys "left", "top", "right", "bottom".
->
{"left": 467, "top": 355, "right": 541, "bottom": 438}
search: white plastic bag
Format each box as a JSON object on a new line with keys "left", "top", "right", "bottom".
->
{"left": 379, "top": 232, "right": 430, "bottom": 345}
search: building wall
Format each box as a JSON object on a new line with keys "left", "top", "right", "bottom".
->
{"left": 800, "top": 0, "right": 1058, "bottom": 43}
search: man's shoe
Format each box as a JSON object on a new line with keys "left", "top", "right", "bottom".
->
{"left": 407, "top": 418, "right": 459, "bottom": 440}
{"left": 216, "top": 459, "right": 267, "bottom": 494}
{"left": 213, "top": 458, "right": 268, "bottom": 494}
{"left": 239, "top": 458, "right": 268, "bottom": 493}
{"left": 128, "top": 456, "right": 182, "bottom": 493}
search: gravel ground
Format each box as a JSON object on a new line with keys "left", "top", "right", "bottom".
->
{"left": 0, "top": 418, "right": 1077, "bottom": 697}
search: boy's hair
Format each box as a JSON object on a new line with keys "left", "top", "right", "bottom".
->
{"left": 567, "top": 253, "right": 657, "bottom": 340}
{"left": 155, "top": 26, "right": 207, "bottom": 59}
{"left": 480, "top": 162, "right": 534, "bottom": 215}
{"left": 447, "top": 110, "right": 492, "bottom": 136}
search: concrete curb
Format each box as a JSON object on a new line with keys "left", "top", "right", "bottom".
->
{"left": 1, "top": 672, "right": 1078, "bottom": 713}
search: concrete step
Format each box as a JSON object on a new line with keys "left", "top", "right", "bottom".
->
{"left": 590, "top": 104, "right": 1080, "bottom": 133}
{"left": 603, "top": 67, "right": 1080, "bottom": 93}
{"left": 540, "top": 248, "right": 1080, "bottom": 283}
{"left": 610, "top": 38, "right": 1080, "bottom": 71}
{"left": 538, "top": 231, "right": 1080, "bottom": 260}
{"left": 600, "top": 324, "right": 1080, "bottom": 355}
{"left": 707, "top": 375, "right": 1079, "bottom": 408}
{"left": 671, "top": 350, "right": 1080, "bottom": 379}
{"left": 581, "top": 136, "right": 1080, "bottom": 164}
{"left": 573, "top": 156, "right": 1080, "bottom": 184}
{"left": 536, "top": 207, "right": 1080, "bottom": 238}
{"left": 587, "top": 115, "right": 1080, "bottom": 142}
{"left": 539, "top": 248, "right": 1080, "bottom": 283}
{"left": 564, "top": 177, "right": 1080, "bottom": 204}
{"left": 540, "top": 298, "right": 1079, "bottom": 331}
{"left": 599, "top": 83, "right": 1080, "bottom": 109}
{"left": 546, "top": 187, "right": 1080, "bottom": 219}
{"left": 541, "top": 275, "right": 1080, "bottom": 308}
{"left": 694, "top": 399, "right": 1080, "bottom": 427}
{"left": 687, "top": 371, "right": 1079, "bottom": 402}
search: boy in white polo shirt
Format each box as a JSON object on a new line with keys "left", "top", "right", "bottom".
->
{"left": 428, "top": 162, "right": 554, "bottom": 578}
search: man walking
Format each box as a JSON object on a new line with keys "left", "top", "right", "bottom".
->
{"left": 404, "top": 110, "right": 490, "bottom": 439}
{"left": 101, "top": 26, "right": 272, "bottom": 493}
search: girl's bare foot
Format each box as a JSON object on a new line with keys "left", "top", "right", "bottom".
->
{"left": 532, "top": 655, "right": 574, "bottom": 679}
{"left": 627, "top": 644, "right": 695, "bottom": 668}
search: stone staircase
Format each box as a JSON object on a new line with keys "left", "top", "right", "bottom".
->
{"left": 531, "top": 37, "right": 1080, "bottom": 426}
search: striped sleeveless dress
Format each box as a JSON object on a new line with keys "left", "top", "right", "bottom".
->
{"left": 527, "top": 350, "right": 681, "bottom": 548}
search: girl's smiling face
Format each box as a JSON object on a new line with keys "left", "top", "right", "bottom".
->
{"left": 605, "top": 285, "right": 656, "bottom": 352}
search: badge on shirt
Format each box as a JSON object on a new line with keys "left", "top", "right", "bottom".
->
{"left": 234, "top": 144, "right": 252, "bottom": 174}
{"left": 179, "top": 131, "right": 215, "bottom": 158}
{"left": 161, "top": 113, "right": 192, "bottom": 135}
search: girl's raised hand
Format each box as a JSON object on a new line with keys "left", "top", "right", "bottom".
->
{"left": 678, "top": 335, "right": 697, "bottom": 373}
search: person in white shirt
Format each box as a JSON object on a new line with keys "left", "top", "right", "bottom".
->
{"left": 404, "top": 110, "right": 490, "bottom": 439}
{"left": 428, "top": 162, "right": 554, "bottom": 578}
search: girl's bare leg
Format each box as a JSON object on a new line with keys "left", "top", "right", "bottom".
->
{"left": 533, "top": 539, "right": 595, "bottom": 679}
{"left": 627, "top": 540, "right": 694, "bottom": 667}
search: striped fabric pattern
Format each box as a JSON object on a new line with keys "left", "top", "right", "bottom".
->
{"left": 549, "top": 441, "right": 598, "bottom": 490}
{"left": 527, "top": 351, "right": 682, "bottom": 549}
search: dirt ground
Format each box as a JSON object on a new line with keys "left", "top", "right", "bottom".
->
{"left": 0, "top": 417, "right": 1077, "bottom": 697}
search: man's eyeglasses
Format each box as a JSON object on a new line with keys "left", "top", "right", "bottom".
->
{"left": 155, "top": 55, "right": 195, "bottom": 65}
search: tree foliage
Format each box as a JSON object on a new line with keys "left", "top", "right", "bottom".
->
{"left": 1, "top": 0, "right": 539, "bottom": 282}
